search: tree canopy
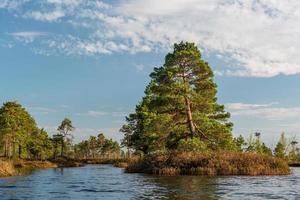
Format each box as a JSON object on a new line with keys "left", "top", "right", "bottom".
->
{"left": 121, "top": 42, "right": 234, "bottom": 154}
{"left": 0, "top": 101, "right": 52, "bottom": 159}
{"left": 57, "top": 118, "right": 75, "bottom": 157}
{"left": 0, "top": 102, "right": 122, "bottom": 160}
{"left": 75, "top": 133, "right": 120, "bottom": 159}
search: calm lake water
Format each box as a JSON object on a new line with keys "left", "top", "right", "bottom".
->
{"left": 0, "top": 165, "right": 299, "bottom": 200}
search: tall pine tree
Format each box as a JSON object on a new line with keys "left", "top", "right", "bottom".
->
{"left": 121, "top": 42, "right": 233, "bottom": 153}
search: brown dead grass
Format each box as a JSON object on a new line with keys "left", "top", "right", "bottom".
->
{"left": 0, "top": 159, "right": 16, "bottom": 177}
{"left": 0, "top": 159, "right": 58, "bottom": 177}
{"left": 126, "top": 151, "right": 291, "bottom": 176}
{"left": 14, "top": 160, "right": 57, "bottom": 169}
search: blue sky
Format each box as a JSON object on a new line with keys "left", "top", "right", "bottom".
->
{"left": 1, "top": 0, "right": 300, "bottom": 147}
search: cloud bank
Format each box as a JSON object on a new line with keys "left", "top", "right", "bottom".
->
{"left": 2, "top": 0, "right": 300, "bottom": 77}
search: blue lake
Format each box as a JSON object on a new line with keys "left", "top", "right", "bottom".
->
{"left": 0, "top": 165, "right": 299, "bottom": 200}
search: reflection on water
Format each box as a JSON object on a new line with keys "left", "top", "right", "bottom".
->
{"left": 143, "top": 175, "right": 219, "bottom": 200}
{"left": 0, "top": 165, "right": 299, "bottom": 200}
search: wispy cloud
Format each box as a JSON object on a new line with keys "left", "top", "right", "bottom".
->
{"left": 226, "top": 102, "right": 278, "bottom": 110}
{"left": 76, "top": 110, "right": 127, "bottom": 118}
{"left": 26, "top": 10, "right": 65, "bottom": 22}
{"left": 85, "top": 111, "right": 108, "bottom": 117}
{"left": 59, "top": 104, "right": 69, "bottom": 108}
{"left": 227, "top": 102, "right": 300, "bottom": 120}
{"left": 9, "top": 31, "right": 47, "bottom": 43}
{"left": 0, "top": 0, "right": 26, "bottom": 10}
{"left": 3, "top": 0, "right": 300, "bottom": 77}
{"left": 27, "top": 106, "right": 57, "bottom": 114}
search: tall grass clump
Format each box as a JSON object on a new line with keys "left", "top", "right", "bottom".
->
{"left": 0, "top": 159, "right": 17, "bottom": 177}
{"left": 125, "top": 151, "right": 290, "bottom": 176}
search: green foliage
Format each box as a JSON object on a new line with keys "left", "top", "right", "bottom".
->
{"left": 261, "top": 143, "right": 273, "bottom": 156}
{"left": 74, "top": 133, "right": 120, "bottom": 159}
{"left": 233, "top": 135, "right": 246, "bottom": 151}
{"left": 121, "top": 42, "right": 233, "bottom": 154}
{"left": 274, "top": 132, "right": 287, "bottom": 159}
{"left": 177, "top": 138, "right": 207, "bottom": 152}
{"left": 26, "top": 129, "right": 53, "bottom": 160}
{"left": 0, "top": 102, "right": 121, "bottom": 161}
{"left": 288, "top": 141, "right": 299, "bottom": 161}
{"left": 57, "top": 118, "right": 74, "bottom": 157}
{"left": 244, "top": 133, "right": 272, "bottom": 155}
{"left": 274, "top": 142, "right": 285, "bottom": 159}
{"left": 0, "top": 101, "right": 53, "bottom": 159}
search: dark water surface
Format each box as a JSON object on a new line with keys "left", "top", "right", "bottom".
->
{"left": 0, "top": 165, "right": 299, "bottom": 200}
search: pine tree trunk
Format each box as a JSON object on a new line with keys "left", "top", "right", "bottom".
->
{"left": 61, "top": 139, "right": 64, "bottom": 157}
{"left": 12, "top": 137, "right": 16, "bottom": 159}
{"left": 4, "top": 140, "right": 7, "bottom": 157}
{"left": 181, "top": 67, "right": 196, "bottom": 138}
{"left": 54, "top": 146, "right": 57, "bottom": 160}
{"left": 184, "top": 96, "right": 196, "bottom": 137}
{"left": 18, "top": 144, "right": 22, "bottom": 159}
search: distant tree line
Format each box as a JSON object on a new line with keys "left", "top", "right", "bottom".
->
{"left": 0, "top": 102, "right": 53, "bottom": 160}
{"left": 74, "top": 134, "right": 120, "bottom": 159}
{"left": 0, "top": 101, "right": 121, "bottom": 160}
{"left": 234, "top": 132, "right": 300, "bottom": 162}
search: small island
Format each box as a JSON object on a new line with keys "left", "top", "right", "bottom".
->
{"left": 120, "top": 42, "right": 291, "bottom": 176}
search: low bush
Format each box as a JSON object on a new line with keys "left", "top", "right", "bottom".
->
{"left": 126, "top": 151, "right": 291, "bottom": 176}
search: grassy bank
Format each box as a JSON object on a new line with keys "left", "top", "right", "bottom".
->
{"left": 0, "top": 159, "right": 57, "bottom": 177}
{"left": 125, "top": 151, "right": 291, "bottom": 176}
{"left": 53, "top": 157, "right": 85, "bottom": 167}
{"left": 80, "top": 158, "right": 131, "bottom": 168}
{"left": 0, "top": 157, "right": 130, "bottom": 178}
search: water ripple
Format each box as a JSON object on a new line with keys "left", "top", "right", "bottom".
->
{"left": 0, "top": 165, "right": 299, "bottom": 200}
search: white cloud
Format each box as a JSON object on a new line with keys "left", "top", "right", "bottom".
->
{"left": 0, "top": 0, "right": 27, "bottom": 10}
{"left": 111, "top": 0, "right": 300, "bottom": 77}
{"left": 86, "top": 111, "right": 108, "bottom": 117}
{"left": 76, "top": 110, "right": 127, "bottom": 118}
{"left": 26, "top": 106, "right": 57, "bottom": 114}
{"left": 60, "top": 104, "right": 69, "bottom": 108}
{"left": 226, "top": 102, "right": 278, "bottom": 110}
{"left": 227, "top": 102, "right": 300, "bottom": 120}
{"left": 134, "top": 64, "right": 145, "bottom": 72}
{"left": 9, "top": 31, "right": 47, "bottom": 43}
{"left": 27, "top": 10, "right": 65, "bottom": 22}
{"left": 4, "top": 0, "right": 300, "bottom": 77}
{"left": 75, "top": 111, "right": 108, "bottom": 117}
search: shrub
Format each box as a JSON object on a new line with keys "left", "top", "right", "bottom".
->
{"left": 177, "top": 138, "right": 207, "bottom": 152}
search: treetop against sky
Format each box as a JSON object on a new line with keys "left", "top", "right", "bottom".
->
{"left": 1, "top": 0, "right": 300, "bottom": 145}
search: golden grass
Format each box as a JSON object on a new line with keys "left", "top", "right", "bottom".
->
{"left": 125, "top": 151, "right": 291, "bottom": 176}
{"left": 0, "top": 159, "right": 58, "bottom": 177}
{"left": 0, "top": 159, "right": 16, "bottom": 177}
{"left": 14, "top": 160, "right": 57, "bottom": 169}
